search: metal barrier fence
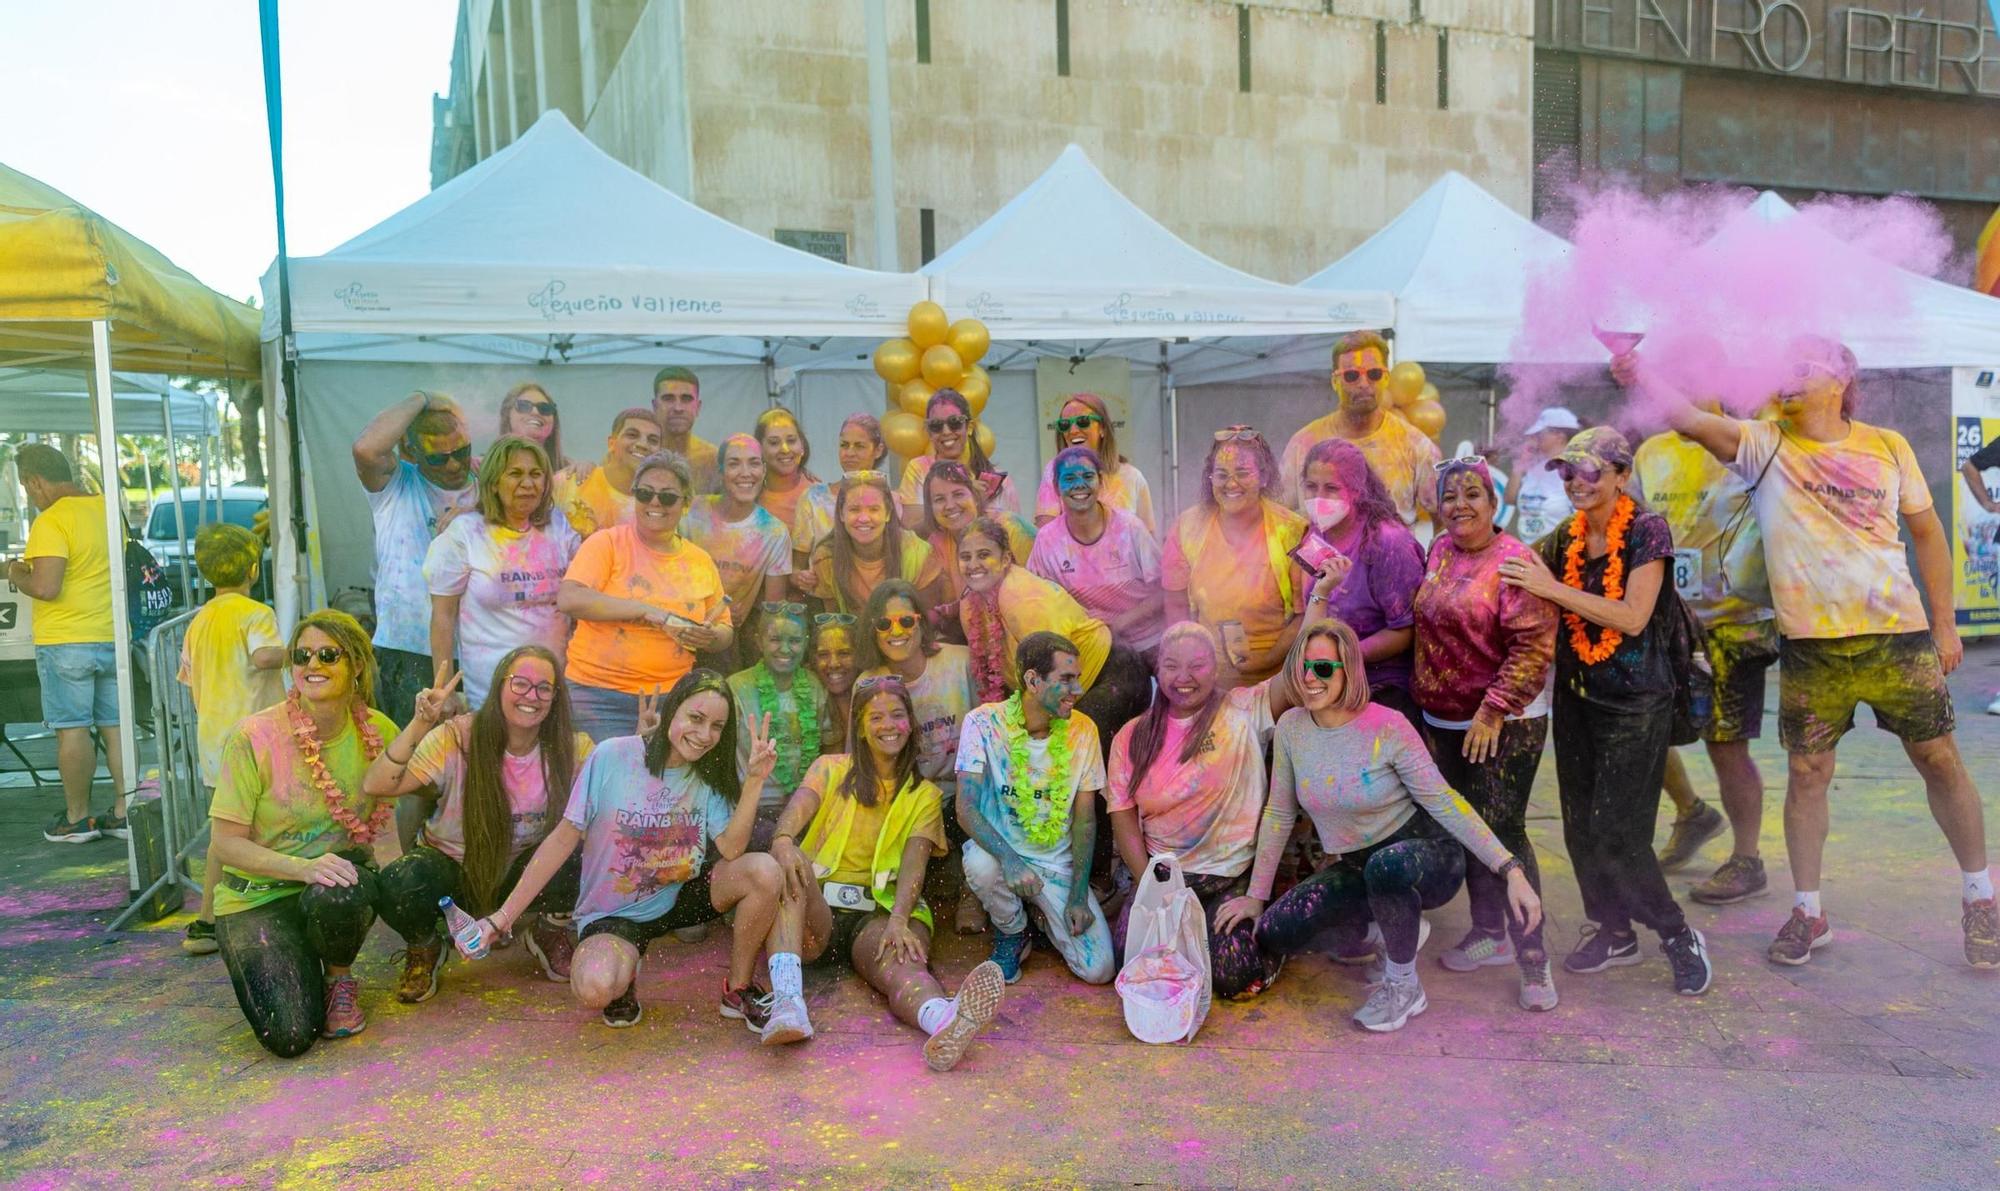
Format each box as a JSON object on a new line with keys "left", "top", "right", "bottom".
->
{"left": 107, "top": 610, "right": 205, "bottom": 931}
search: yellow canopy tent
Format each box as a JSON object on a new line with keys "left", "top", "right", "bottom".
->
{"left": 0, "top": 162, "right": 259, "bottom": 376}
{"left": 0, "top": 160, "right": 259, "bottom": 929}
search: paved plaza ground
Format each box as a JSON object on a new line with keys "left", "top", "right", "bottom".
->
{"left": 3, "top": 646, "right": 1999, "bottom": 1188}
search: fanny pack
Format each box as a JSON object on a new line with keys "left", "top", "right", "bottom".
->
{"left": 222, "top": 872, "right": 303, "bottom": 897}
{"left": 822, "top": 880, "right": 871, "bottom": 912}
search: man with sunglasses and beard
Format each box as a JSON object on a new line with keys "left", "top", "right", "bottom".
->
{"left": 1278, "top": 331, "right": 1442, "bottom": 536}
{"left": 353, "top": 391, "right": 478, "bottom": 744}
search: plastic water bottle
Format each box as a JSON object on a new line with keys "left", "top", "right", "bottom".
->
{"left": 439, "top": 896, "right": 489, "bottom": 960}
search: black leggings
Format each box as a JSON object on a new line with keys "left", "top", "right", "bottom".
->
{"left": 1553, "top": 697, "right": 1686, "bottom": 940}
{"left": 215, "top": 847, "right": 379, "bottom": 1059}
{"left": 375, "top": 845, "right": 582, "bottom": 946}
{"left": 1113, "top": 870, "right": 1269, "bottom": 999}
{"left": 1254, "top": 818, "right": 1465, "bottom": 965}
{"left": 1428, "top": 716, "right": 1548, "bottom": 961}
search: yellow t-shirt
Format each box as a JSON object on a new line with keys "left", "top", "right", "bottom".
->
{"left": 555, "top": 467, "right": 634, "bottom": 539}
{"left": 1161, "top": 501, "right": 1307, "bottom": 685}
{"left": 989, "top": 565, "right": 1111, "bottom": 691}
{"left": 808, "top": 535, "right": 936, "bottom": 615}
{"left": 178, "top": 593, "right": 287, "bottom": 786}
{"left": 23, "top": 493, "right": 115, "bottom": 645}
{"left": 1633, "top": 431, "right": 1773, "bottom": 629}
{"left": 798, "top": 754, "right": 947, "bottom": 888}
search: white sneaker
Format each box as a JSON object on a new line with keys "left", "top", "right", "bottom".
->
{"left": 759, "top": 994, "right": 813, "bottom": 1046}
{"left": 1359, "top": 916, "right": 1432, "bottom": 984}
{"left": 1517, "top": 958, "right": 1560, "bottom": 1012}
{"left": 1986, "top": 692, "right": 2000, "bottom": 716}
{"left": 923, "top": 960, "right": 1006, "bottom": 1072}
{"left": 1353, "top": 977, "right": 1427, "bottom": 1032}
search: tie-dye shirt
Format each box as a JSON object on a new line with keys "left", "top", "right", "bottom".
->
{"left": 562, "top": 526, "right": 726, "bottom": 694}
{"left": 423, "top": 514, "right": 582, "bottom": 705}
{"left": 1161, "top": 501, "right": 1308, "bottom": 685}
{"left": 860, "top": 644, "right": 976, "bottom": 791}
{"left": 1302, "top": 518, "right": 1426, "bottom": 691}
{"left": 1027, "top": 507, "right": 1166, "bottom": 654}
{"left": 208, "top": 703, "right": 401, "bottom": 916}
{"left": 554, "top": 466, "right": 633, "bottom": 539}
{"left": 681, "top": 496, "right": 792, "bottom": 616}
{"left": 1248, "top": 704, "right": 1508, "bottom": 900}
{"left": 1278, "top": 412, "right": 1442, "bottom": 527}
{"left": 409, "top": 715, "right": 596, "bottom": 865}
{"left": 1411, "top": 532, "right": 1557, "bottom": 725}
{"left": 1105, "top": 683, "right": 1274, "bottom": 878}
{"left": 366, "top": 461, "right": 477, "bottom": 654}
{"left": 1727, "top": 419, "right": 1927, "bottom": 640}
{"left": 565, "top": 735, "right": 735, "bottom": 929}
{"left": 791, "top": 482, "right": 839, "bottom": 555}
{"left": 1034, "top": 458, "right": 1158, "bottom": 534}
{"left": 956, "top": 702, "right": 1105, "bottom": 865}
{"left": 1634, "top": 431, "right": 1773, "bottom": 629}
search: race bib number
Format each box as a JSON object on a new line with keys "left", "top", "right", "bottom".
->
{"left": 1671, "top": 548, "right": 1703, "bottom": 600}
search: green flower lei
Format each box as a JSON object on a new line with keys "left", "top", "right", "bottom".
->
{"left": 754, "top": 662, "right": 821, "bottom": 789}
{"left": 999, "top": 692, "right": 1070, "bottom": 849}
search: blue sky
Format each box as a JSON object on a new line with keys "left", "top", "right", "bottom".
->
{"left": 1, "top": 0, "right": 458, "bottom": 303}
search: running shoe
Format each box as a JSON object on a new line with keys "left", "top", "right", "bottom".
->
{"left": 393, "top": 942, "right": 445, "bottom": 1004}
{"left": 181, "top": 918, "right": 218, "bottom": 956}
{"left": 1439, "top": 929, "right": 1515, "bottom": 972}
{"left": 760, "top": 994, "right": 813, "bottom": 1046}
{"left": 1962, "top": 898, "right": 2000, "bottom": 970}
{"left": 922, "top": 960, "right": 1006, "bottom": 1073}
{"left": 1767, "top": 907, "right": 1832, "bottom": 966}
{"left": 42, "top": 813, "right": 100, "bottom": 844}
{"left": 1517, "top": 957, "right": 1560, "bottom": 1012}
{"left": 1663, "top": 928, "right": 1714, "bottom": 996}
{"left": 1690, "top": 854, "right": 1768, "bottom": 905}
{"left": 602, "top": 983, "right": 643, "bottom": 1028}
{"left": 1657, "top": 800, "right": 1724, "bottom": 871}
{"left": 1346, "top": 916, "right": 1432, "bottom": 967}
{"left": 989, "top": 928, "right": 1034, "bottom": 984}
{"left": 1353, "top": 978, "right": 1427, "bottom": 1033}
{"left": 1563, "top": 923, "right": 1642, "bottom": 974}
{"left": 1226, "top": 953, "right": 1285, "bottom": 1003}
{"left": 719, "top": 983, "right": 773, "bottom": 1032}
{"left": 524, "top": 914, "right": 575, "bottom": 983}
{"left": 322, "top": 976, "right": 366, "bottom": 1038}
{"left": 1985, "top": 692, "right": 2000, "bottom": 717}
{"left": 954, "top": 891, "right": 990, "bottom": 935}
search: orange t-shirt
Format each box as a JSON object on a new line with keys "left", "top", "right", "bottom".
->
{"left": 563, "top": 525, "right": 726, "bottom": 693}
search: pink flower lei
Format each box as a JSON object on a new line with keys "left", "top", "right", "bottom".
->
{"left": 961, "top": 586, "right": 1011, "bottom": 704}
{"left": 285, "top": 691, "right": 391, "bottom": 844}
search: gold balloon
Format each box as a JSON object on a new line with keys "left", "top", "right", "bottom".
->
{"left": 898, "top": 377, "right": 935, "bottom": 418}
{"left": 973, "top": 420, "right": 996, "bottom": 458}
{"left": 947, "top": 319, "right": 990, "bottom": 366}
{"left": 907, "top": 301, "right": 949, "bottom": 349}
{"left": 1386, "top": 361, "right": 1427, "bottom": 404}
{"left": 1417, "top": 382, "right": 1439, "bottom": 408}
{"left": 882, "top": 411, "right": 930, "bottom": 458}
{"left": 873, "top": 337, "right": 921, "bottom": 385}
{"left": 920, "top": 344, "right": 965, "bottom": 390}
{"left": 959, "top": 364, "right": 991, "bottom": 415}
{"left": 884, "top": 379, "right": 901, "bottom": 409}
{"left": 1408, "top": 397, "right": 1446, "bottom": 439}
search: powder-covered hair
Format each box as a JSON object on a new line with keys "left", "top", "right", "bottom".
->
{"left": 459, "top": 645, "right": 577, "bottom": 912}
{"left": 194, "top": 522, "right": 262, "bottom": 589}
{"left": 1301, "top": 437, "right": 1399, "bottom": 543}
{"left": 1050, "top": 391, "right": 1124, "bottom": 465}
{"left": 499, "top": 382, "right": 564, "bottom": 471}
{"left": 839, "top": 413, "right": 888, "bottom": 470}
{"left": 754, "top": 407, "right": 813, "bottom": 476}
{"left": 476, "top": 435, "right": 555, "bottom": 528}
{"left": 859, "top": 578, "right": 940, "bottom": 671}
{"left": 1199, "top": 429, "right": 1280, "bottom": 507}
{"left": 290, "top": 609, "right": 378, "bottom": 712}
{"left": 1124, "top": 621, "right": 1227, "bottom": 786}
{"left": 399, "top": 392, "right": 464, "bottom": 454}
{"left": 632, "top": 449, "right": 693, "bottom": 497}
{"left": 839, "top": 675, "right": 920, "bottom": 810}
{"left": 816, "top": 471, "right": 907, "bottom": 614}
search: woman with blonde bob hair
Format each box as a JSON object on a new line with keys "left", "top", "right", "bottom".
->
{"left": 1214, "top": 619, "right": 1543, "bottom": 1034}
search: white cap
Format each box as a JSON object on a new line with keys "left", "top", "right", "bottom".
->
{"left": 1116, "top": 949, "right": 1203, "bottom": 1044}
{"left": 1525, "top": 407, "right": 1581, "bottom": 436}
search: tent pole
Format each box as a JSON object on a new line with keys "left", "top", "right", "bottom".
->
{"left": 89, "top": 321, "right": 143, "bottom": 909}
{"left": 160, "top": 394, "right": 194, "bottom": 606}
{"left": 1485, "top": 385, "right": 1496, "bottom": 447}
{"left": 1160, "top": 341, "right": 1180, "bottom": 525}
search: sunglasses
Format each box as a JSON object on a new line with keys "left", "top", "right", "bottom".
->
{"left": 290, "top": 646, "right": 347, "bottom": 667}
{"left": 1554, "top": 461, "right": 1605, "bottom": 485}
{"left": 1302, "top": 659, "right": 1345, "bottom": 680}
{"left": 852, "top": 674, "right": 910, "bottom": 695}
{"left": 875, "top": 613, "right": 920, "bottom": 632}
{"left": 813, "top": 612, "right": 858, "bottom": 627}
{"left": 1055, "top": 414, "right": 1104, "bottom": 434}
{"left": 1341, "top": 368, "right": 1386, "bottom": 384}
{"left": 631, "top": 485, "right": 684, "bottom": 507}
{"left": 843, "top": 469, "right": 889, "bottom": 483}
{"left": 505, "top": 674, "right": 557, "bottom": 700}
{"left": 516, "top": 400, "right": 557, "bottom": 417}
{"left": 421, "top": 444, "right": 473, "bottom": 468}
{"left": 1213, "top": 425, "right": 1260, "bottom": 442}
{"left": 1434, "top": 454, "right": 1487, "bottom": 471}
{"left": 928, "top": 415, "right": 969, "bottom": 434}
{"left": 760, "top": 601, "right": 808, "bottom": 616}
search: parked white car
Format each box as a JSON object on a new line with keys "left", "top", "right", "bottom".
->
{"left": 141, "top": 484, "right": 271, "bottom": 609}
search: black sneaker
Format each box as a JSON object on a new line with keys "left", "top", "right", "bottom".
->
{"left": 1663, "top": 927, "right": 1714, "bottom": 996}
{"left": 1562, "top": 923, "right": 1642, "bottom": 974}
{"left": 182, "top": 918, "right": 218, "bottom": 956}
{"left": 602, "top": 982, "right": 643, "bottom": 1028}
{"left": 92, "top": 810, "right": 131, "bottom": 841}
{"left": 43, "top": 813, "right": 101, "bottom": 844}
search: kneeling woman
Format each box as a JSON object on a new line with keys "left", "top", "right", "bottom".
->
{"left": 364, "top": 646, "right": 594, "bottom": 1002}
{"left": 768, "top": 676, "right": 1009, "bottom": 1072}
{"left": 1215, "top": 621, "right": 1542, "bottom": 1033}
{"left": 209, "top": 610, "right": 399, "bottom": 1057}
{"left": 480, "top": 671, "right": 804, "bottom": 1037}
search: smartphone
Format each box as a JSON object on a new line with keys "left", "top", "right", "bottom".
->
{"left": 1217, "top": 619, "right": 1250, "bottom": 668}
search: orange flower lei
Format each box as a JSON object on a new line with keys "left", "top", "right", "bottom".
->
{"left": 286, "top": 691, "right": 391, "bottom": 844}
{"left": 1561, "top": 494, "right": 1636, "bottom": 666}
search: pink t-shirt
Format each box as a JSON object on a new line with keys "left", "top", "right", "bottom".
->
{"left": 408, "top": 716, "right": 596, "bottom": 864}
{"left": 1026, "top": 507, "right": 1165, "bottom": 654}
{"left": 1105, "top": 684, "right": 1274, "bottom": 877}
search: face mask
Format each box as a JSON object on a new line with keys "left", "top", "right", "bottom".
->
{"left": 1304, "top": 494, "right": 1350, "bottom": 532}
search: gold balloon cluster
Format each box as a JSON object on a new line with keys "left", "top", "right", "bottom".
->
{"left": 1384, "top": 360, "right": 1446, "bottom": 441}
{"left": 872, "top": 302, "right": 996, "bottom": 459}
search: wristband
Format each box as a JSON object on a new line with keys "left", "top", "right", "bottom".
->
{"left": 1496, "top": 857, "right": 1524, "bottom": 879}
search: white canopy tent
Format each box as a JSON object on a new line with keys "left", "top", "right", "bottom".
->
{"left": 0, "top": 368, "right": 219, "bottom": 436}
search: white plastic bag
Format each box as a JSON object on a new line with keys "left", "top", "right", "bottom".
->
{"left": 1114, "top": 852, "right": 1212, "bottom": 1044}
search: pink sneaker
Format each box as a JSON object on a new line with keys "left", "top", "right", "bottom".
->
{"left": 321, "top": 975, "right": 366, "bottom": 1038}
{"left": 1767, "top": 907, "right": 1832, "bottom": 966}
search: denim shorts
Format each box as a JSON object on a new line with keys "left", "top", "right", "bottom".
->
{"left": 568, "top": 681, "right": 642, "bottom": 745}
{"left": 36, "top": 641, "right": 120, "bottom": 729}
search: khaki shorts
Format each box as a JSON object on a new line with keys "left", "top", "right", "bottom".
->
{"left": 1777, "top": 632, "right": 1955, "bottom": 755}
